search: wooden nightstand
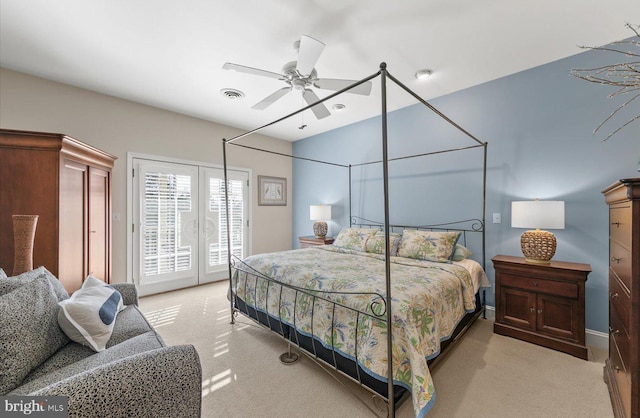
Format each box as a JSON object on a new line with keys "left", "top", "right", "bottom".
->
{"left": 492, "top": 255, "right": 591, "bottom": 360}
{"left": 299, "top": 236, "right": 334, "bottom": 248}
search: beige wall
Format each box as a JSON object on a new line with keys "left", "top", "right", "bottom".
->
{"left": 0, "top": 67, "right": 293, "bottom": 283}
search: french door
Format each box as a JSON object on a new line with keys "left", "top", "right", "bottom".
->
{"left": 132, "top": 157, "right": 249, "bottom": 296}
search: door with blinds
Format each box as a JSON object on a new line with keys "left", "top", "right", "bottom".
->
{"left": 199, "top": 167, "right": 248, "bottom": 283}
{"left": 132, "top": 158, "right": 249, "bottom": 296}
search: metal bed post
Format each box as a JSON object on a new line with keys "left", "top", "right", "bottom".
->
{"left": 349, "top": 164, "right": 352, "bottom": 227}
{"left": 482, "top": 142, "right": 488, "bottom": 317}
{"left": 222, "top": 138, "right": 235, "bottom": 324}
{"left": 380, "top": 62, "right": 395, "bottom": 418}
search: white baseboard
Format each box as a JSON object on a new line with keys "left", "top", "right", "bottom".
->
{"left": 483, "top": 305, "right": 608, "bottom": 350}
{"left": 585, "top": 329, "right": 608, "bottom": 350}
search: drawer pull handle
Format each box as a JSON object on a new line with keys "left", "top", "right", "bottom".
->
{"left": 611, "top": 222, "right": 620, "bottom": 228}
{"left": 530, "top": 307, "right": 535, "bottom": 313}
{"left": 537, "top": 309, "right": 542, "bottom": 314}
{"left": 532, "top": 281, "right": 538, "bottom": 286}
{"left": 611, "top": 257, "right": 621, "bottom": 264}
{"left": 610, "top": 292, "right": 619, "bottom": 300}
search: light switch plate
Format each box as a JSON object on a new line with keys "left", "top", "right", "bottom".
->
{"left": 492, "top": 213, "right": 501, "bottom": 224}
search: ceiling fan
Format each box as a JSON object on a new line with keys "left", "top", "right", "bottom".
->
{"left": 223, "top": 35, "right": 372, "bottom": 120}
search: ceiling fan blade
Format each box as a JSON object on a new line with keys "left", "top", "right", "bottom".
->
{"left": 296, "top": 35, "right": 325, "bottom": 77}
{"left": 251, "top": 87, "right": 291, "bottom": 110}
{"left": 223, "top": 62, "right": 283, "bottom": 80}
{"left": 314, "top": 78, "right": 372, "bottom": 96}
{"left": 302, "top": 89, "right": 330, "bottom": 119}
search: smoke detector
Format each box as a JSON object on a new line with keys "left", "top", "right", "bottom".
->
{"left": 220, "top": 88, "right": 245, "bottom": 100}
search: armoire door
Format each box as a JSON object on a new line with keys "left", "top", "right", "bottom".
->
{"left": 59, "top": 159, "right": 89, "bottom": 293}
{"left": 89, "top": 166, "right": 111, "bottom": 282}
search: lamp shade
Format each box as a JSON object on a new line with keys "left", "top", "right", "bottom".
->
{"left": 511, "top": 201, "right": 565, "bottom": 230}
{"left": 310, "top": 205, "right": 331, "bottom": 221}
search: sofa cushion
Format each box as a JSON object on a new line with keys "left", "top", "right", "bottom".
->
{"left": 58, "top": 275, "right": 124, "bottom": 352}
{"left": 20, "top": 342, "right": 95, "bottom": 384}
{"left": 0, "top": 276, "right": 69, "bottom": 395}
{"left": 21, "top": 304, "right": 160, "bottom": 384}
{"left": 0, "top": 266, "right": 69, "bottom": 301}
{"left": 14, "top": 331, "right": 165, "bottom": 394}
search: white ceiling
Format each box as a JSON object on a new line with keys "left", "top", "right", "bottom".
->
{"left": 1, "top": 0, "right": 638, "bottom": 141}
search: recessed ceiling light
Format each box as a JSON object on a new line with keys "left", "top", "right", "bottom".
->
{"left": 332, "top": 103, "right": 346, "bottom": 111}
{"left": 220, "top": 88, "right": 245, "bottom": 100}
{"left": 415, "top": 69, "right": 433, "bottom": 80}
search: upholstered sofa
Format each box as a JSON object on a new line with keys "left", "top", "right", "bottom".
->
{"left": 0, "top": 267, "right": 202, "bottom": 418}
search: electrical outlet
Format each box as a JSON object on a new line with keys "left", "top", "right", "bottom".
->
{"left": 113, "top": 213, "right": 121, "bottom": 222}
{"left": 492, "top": 213, "right": 501, "bottom": 224}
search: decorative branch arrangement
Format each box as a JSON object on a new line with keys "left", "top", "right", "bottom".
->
{"left": 571, "top": 23, "right": 639, "bottom": 142}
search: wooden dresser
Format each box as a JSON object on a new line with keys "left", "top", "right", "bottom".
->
{"left": 602, "top": 178, "right": 640, "bottom": 418}
{"left": 0, "top": 129, "right": 116, "bottom": 293}
{"left": 492, "top": 255, "right": 590, "bottom": 360}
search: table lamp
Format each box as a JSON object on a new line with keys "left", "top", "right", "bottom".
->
{"left": 310, "top": 205, "right": 331, "bottom": 239}
{"left": 511, "top": 200, "right": 565, "bottom": 264}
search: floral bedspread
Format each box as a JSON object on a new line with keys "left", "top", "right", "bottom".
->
{"left": 231, "top": 245, "right": 479, "bottom": 417}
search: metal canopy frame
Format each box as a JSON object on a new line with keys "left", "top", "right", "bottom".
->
{"left": 222, "top": 63, "right": 488, "bottom": 418}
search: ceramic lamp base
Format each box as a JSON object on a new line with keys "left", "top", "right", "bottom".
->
{"left": 520, "top": 229, "right": 556, "bottom": 264}
{"left": 313, "top": 221, "right": 328, "bottom": 239}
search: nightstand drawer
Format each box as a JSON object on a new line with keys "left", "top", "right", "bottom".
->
{"left": 610, "top": 204, "right": 632, "bottom": 249}
{"left": 610, "top": 241, "right": 632, "bottom": 292}
{"left": 609, "top": 273, "right": 631, "bottom": 335}
{"left": 501, "top": 273, "right": 577, "bottom": 299}
{"left": 299, "top": 236, "right": 334, "bottom": 248}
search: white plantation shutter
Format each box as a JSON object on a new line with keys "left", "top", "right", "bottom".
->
{"left": 208, "top": 177, "right": 245, "bottom": 265}
{"left": 143, "top": 172, "right": 193, "bottom": 276}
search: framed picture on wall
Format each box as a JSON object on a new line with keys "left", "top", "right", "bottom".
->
{"left": 258, "top": 175, "right": 287, "bottom": 206}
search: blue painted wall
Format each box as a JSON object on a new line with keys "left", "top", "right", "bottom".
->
{"left": 292, "top": 44, "right": 639, "bottom": 333}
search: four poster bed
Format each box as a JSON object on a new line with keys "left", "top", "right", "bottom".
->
{"left": 222, "top": 63, "right": 489, "bottom": 418}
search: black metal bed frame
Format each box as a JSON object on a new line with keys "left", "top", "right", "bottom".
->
{"left": 222, "top": 63, "right": 488, "bottom": 418}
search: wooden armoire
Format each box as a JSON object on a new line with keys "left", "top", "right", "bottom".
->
{"left": 602, "top": 178, "right": 640, "bottom": 418}
{"left": 0, "top": 129, "right": 116, "bottom": 293}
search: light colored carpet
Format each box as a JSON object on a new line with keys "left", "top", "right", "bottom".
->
{"left": 139, "top": 281, "right": 613, "bottom": 418}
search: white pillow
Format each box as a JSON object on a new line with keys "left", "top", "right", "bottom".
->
{"left": 58, "top": 275, "right": 124, "bottom": 352}
{"left": 0, "top": 268, "right": 6, "bottom": 278}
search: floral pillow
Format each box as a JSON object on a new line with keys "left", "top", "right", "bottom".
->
{"left": 397, "top": 229, "right": 461, "bottom": 262}
{"left": 333, "top": 227, "right": 378, "bottom": 252}
{"left": 451, "top": 244, "right": 472, "bottom": 261}
{"left": 365, "top": 231, "right": 402, "bottom": 256}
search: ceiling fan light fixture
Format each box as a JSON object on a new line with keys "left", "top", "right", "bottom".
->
{"left": 415, "top": 69, "right": 433, "bottom": 80}
{"left": 332, "top": 103, "right": 346, "bottom": 111}
{"left": 223, "top": 35, "right": 371, "bottom": 119}
{"left": 220, "top": 88, "right": 245, "bottom": 100}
